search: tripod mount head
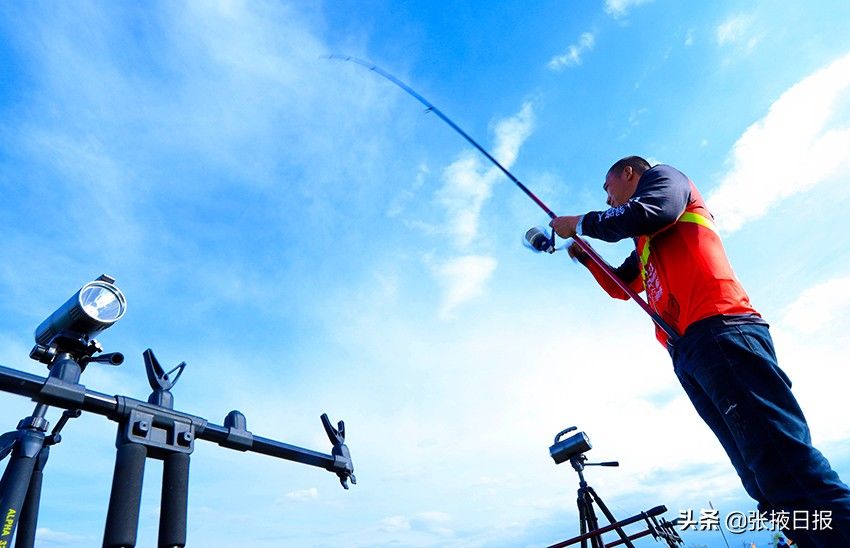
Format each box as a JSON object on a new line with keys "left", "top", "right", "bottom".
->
{"left": 569, "top": 453, "right": 620, "bottom": 472}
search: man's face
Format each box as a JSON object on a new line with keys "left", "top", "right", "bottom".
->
{"left": 603, "top": 166, "right": 639, "bottom": 207}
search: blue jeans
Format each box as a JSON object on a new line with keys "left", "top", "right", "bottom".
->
{"left": 670, "top": 318, "right": 850, "bottom": 547}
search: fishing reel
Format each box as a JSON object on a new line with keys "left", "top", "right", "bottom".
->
{"left": 524, "top": 226, "right": 568, "bottom": 254}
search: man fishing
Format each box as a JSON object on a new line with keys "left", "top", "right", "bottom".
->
{"left": 549, "top": 156, "right": 850, "bottom": 547}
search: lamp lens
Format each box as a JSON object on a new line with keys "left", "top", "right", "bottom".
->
{"left": 80, "top": 284, "right": 125, "bottom": 322}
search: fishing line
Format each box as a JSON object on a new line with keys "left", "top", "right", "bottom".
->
{"left": 328, "top": 55, "right": 679, "bottom": 343}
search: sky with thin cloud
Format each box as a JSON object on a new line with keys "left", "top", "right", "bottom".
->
{"left": 1, "top": 1, "right": 850, "bottom": 547}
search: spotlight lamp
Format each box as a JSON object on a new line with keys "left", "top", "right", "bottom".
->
{"left": 550, "top": 426, "right": 592, "bottom": 465}
{"left": 30, "top": 274, "right": 127, "bottom": 364}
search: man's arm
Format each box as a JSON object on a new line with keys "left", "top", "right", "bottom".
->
{"left": 580, "top": 165, "right": 691, "bottom": 242}
{"left": 572, "top": 245, "right": 643, "bottom": 300}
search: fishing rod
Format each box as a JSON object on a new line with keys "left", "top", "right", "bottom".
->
{"left": 328, "top": 55, "right": 679, "bottom": 344}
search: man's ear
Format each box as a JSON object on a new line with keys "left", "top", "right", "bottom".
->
{"left": 622, "top": 165, "right": 633, "bottom": 180}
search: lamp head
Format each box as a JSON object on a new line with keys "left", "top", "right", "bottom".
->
{"left": 550, "top": 426, "right": 592, "bottom": 465}
{"left": 31, "top": 274, "right": 127, "bottom": 362}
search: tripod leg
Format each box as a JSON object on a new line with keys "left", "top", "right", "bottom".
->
{"left": 587, "top": 486, "right": 634, "bottom": 548}
{"left": 0, "top": 431, "right": 44, "bottom": 547}
{"left": 159, "top": 452, "right": 189, "bottom": 548}
{"left": 103, "top": 441, "right": 147, "bottom": 548}
{"left": 15, "top": 445, "right": 50, "bottom": 548}
{"left": 582, "top": 490, "right": 603, "bottom": 548}
{"left": 577, "top": 489, "right": 588, "bottom": 548}
{"left": 577, "top": 488, "right": 604, "bottom": 548}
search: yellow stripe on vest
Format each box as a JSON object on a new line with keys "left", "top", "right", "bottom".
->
{"left": 638, "top": 211, "right": 716, "bottom": 277}
{"left": 640, "top": 240, "right": 651, "bottom": 267}
{"left": 678, "top": 211, "right": 717, "bottom": 233}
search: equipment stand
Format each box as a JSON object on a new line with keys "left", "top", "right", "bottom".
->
{"left": 546, "top": 454, "right": 684, "bottom": 548}
{"left": 103, "top": 349, "right": 192, "bottom": 548}
{"left": 0, "top": 344, "right": 93, "bottom": 548}
{"left": 1, "top": 347, "right": 355, "bottom": 548}
{"left": 571, "top": 455, "right": 633, "bottom": 548}
{"left": 0, "top": 405, "right": 48, "bottom": 548}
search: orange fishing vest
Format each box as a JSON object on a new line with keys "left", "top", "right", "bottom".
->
{"left": 636, "top": 181, "right": 759, "bottom": 345}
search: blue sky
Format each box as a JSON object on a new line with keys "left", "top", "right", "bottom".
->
{"left": 1, "top": 1, "right": 850, "bottom": 546}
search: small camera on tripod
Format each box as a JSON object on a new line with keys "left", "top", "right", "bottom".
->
{"left": 550, "top": 426, "right": 592, "bottom": 465}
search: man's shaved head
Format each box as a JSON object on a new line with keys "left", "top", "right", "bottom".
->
{"left": 608, "top": 156, "right": 651, "bottom": 176}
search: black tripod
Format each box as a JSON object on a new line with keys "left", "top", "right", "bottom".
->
{"left": 546, "top": 454, "right": 684, "bottom": 548}
{"left": 0, "top": 405, "right": 81, "bottom": 547}
{"left": 570, "top": 454, "right": 634, "bottom": 548}
{"left": 0, "top": 334, "right": 122, "bottom": 547}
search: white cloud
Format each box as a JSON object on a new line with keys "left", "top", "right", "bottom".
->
{"left": 707, "top": 51, "right": 850, "bottom": 233}
{"left": 437, "top": 153, "right": 495, "bottom": 247}
{"left": 436, "top": 101, "right": 534, "bottom": 248}
{"left": 388, "top": 163, "right": 429, "bottom": 218}
{"left": 780, "top": 275, "right": 850, "bottom": 334}
{"left": 412, "top": 511, "right": 454, "bottom": 536}
{"left": 771, "top": 277, "right": 850, "bottom": 443}
{"left": 0, "top": 0, "right": 432, "bottom": 359}
{"left": 684, "top": 29, "right": 695, "bottom": 47}
{"left": 431, "top": 254, "right": 497, "bottom": 317}
{"left": 493, "top": 102, "right": 535, "bottom": 167}
{"left": 380, "top": 515, "right": 412, "bottom": 532}
{"left": 36, "top": 528, "right": 93, "bottom": 545}
{"left": 716, "top": 14, "right": 749, "bottom": 45}
{"left": 620, "top": 107, "right": 648, "bottom": 139}
{"left": 547, "top": 32, "right": 595, "bottom": 71}
{"left": 716, "top": 13, "right": 761, "bottom": 52}
{"left": 605, "top": 0, "right": 653, "bottom": 18}
{"left": 282, "top": 487, "right": 318, "bottom": 501}
{"left": 378, "top": 512, "right": 454, "bottom": 536}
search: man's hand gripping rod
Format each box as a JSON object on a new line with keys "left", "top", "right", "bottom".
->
{"left": 329, "top": 55, "right": 679, "bottom": 344}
